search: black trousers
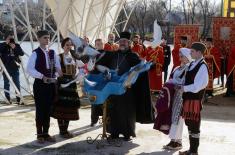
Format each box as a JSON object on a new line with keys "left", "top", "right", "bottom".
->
{"left": 91, "top": 104, "right": 103, "bottom": 124}
{"left": 163, "top": 65, "right": 169, "bottom": 83}
{"left": 57, "top": 120, "right": 69, "bottom": 135}
{"left": 185, "top": 117, "right": 201, "bottom": 153}
{"left": 226, "top": 70, "right": 235, "bottom": 95}
{"left": 33, "top": 79, "right": 56, "bottom": 137}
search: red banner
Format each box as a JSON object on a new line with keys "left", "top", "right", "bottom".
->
{"left": 212, "top": 17, "right": 235, "bottom": 56}
{"left": 174, "top": 25, "right": 200, "bottom": 47}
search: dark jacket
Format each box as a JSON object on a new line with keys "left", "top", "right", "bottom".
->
{"left": 0, "top": 42, "right": 24, "bottom": 71}
{"left": 162, "top": 44, "right": 171, "bottom": 70}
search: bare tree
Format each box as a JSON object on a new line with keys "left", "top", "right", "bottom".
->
{"left": 188, "top": 0, "right": 198, "bottom": 24}
{"left": 198, "top": 0, "right": 219, "bottom": 38}
{"left": 114, "top": 0, "right": 221, "bottom": 41}
{"left": 182, "top": 0, "right": 189, "bottom": 24}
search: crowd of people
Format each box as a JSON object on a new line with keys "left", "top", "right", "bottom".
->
{"left": 0, "top": 30, "right": 235, "bottom": 155}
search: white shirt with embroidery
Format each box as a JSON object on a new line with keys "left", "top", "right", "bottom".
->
{"left": 26, "top": 47, "right": 61, "bottom": 79}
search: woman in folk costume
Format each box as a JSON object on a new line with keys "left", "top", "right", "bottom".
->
{"left": 179, "top": 42, "right": 209, "bottom": 155}
{"left": 52, "top": 38, "right": 84, "bottom": 138}
{"left": 153, "top": 48, "right": 192, "bottom": 150}
{"left": 163, "top": 48, "right": 192, "bottom": 150}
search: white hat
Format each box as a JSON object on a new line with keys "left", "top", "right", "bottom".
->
{"left": 179, "top": 48, "right": 192, "bottom": 62}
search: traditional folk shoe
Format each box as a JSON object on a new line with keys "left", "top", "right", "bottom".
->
{"left": 60, "top": 132, "right": 74, "bottom": 139}
{"left": 44, "top": 134, "right": 56, "bottom": 142}
{"left": 164, "top": 141, "right": 182, "bottom": 150}
{"left": 179, "top": 150, "right": 198, "bottom": 155}
{"left": 37, "top": 137, "right": 45, "bottom": 144}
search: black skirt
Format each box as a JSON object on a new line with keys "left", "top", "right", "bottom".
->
{"left": 51, "top": 75, "right": 80, "bottom": 120}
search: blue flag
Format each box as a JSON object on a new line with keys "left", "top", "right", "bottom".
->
{"left": 84, "top": 61, "right": 152, "bottom": 105}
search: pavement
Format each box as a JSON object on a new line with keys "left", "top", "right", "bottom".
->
{"left": 0, "top": 92, "right": 235, "bottom": 155}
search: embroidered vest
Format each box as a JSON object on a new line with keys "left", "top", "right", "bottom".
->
{"left": 59, "top": 54, "right": 76, "bottom": 76}
{"left": 183, "top": 59, "right": 207, "bottom": 100}
{"left": 34, "top": 47, "right": 56, "bottom": 78}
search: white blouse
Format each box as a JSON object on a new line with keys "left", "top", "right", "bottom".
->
{"left": 61, "top": 52, "right": 85, "bottom": 68}
{"left": 168, "top": 64, "right": 189, "bottom": 85}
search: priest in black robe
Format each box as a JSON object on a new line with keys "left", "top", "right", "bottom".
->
{"left": 95, "top": 32, "right": 154, "bottom": 141}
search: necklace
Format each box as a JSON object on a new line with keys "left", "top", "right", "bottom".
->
{"left": 116, "top": 53, "right": 127, "bottom": 72}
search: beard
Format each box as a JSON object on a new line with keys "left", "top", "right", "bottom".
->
{"left": 108, "top": 40, "right": 114, "bottom": 44}
{"left": 133, "top": 41, "right": 138, "bottom": 44}
{"left": 119, "top": 45, "right": 129, "bottom": 52}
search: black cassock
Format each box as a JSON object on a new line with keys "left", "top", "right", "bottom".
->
{"left": 96, "top": 49, "right": 154, "bottom": 138}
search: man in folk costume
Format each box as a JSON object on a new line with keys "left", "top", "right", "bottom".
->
{"left": 172, "top": 36, "right": 188, "bottom": 70}
{"left": 96, "top": 31, "right": 153, "bottom": 141}
{"left": 225, "top": 45, "right": 235, "bottom": 97}
{"left": 161, "top": 37, "right": 171, "bottom": 83}
{"left": 204, "top": 37, "right": 221, "bottom": 97}
{"left": 131, "top": 34, "right": 146, "bottom": 58}
{"left": 145, "top": 43, "right": 164, "bottom": 92}
{"left": 104, "top": 33, "right": 119, "bottom": 52}
{"left": 178, "top": 42, "right": 209, "bottom": 155}
{"left": 27, "top": 30, "right": 62, "bottom": 143}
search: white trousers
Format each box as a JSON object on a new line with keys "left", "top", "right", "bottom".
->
{"left": 169, "top": 117, "right": 184, "bottom": 140}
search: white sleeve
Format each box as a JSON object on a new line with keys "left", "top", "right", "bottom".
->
{"left": 183, "top": 64, "right": 208, "bottom": 93}
{"left": 26, "top": 52, "right": 44, "bottom": 79}
{"left": 76, "top": 60, "right": 85, "bottom": 68}
{"left": 55, "top": 54, "right": 61, "bottom": 72}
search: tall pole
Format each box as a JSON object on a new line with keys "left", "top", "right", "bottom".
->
{"left": 169, "top": 0, "right": 172, "bottom": 12}
{"left": 221, "top": 0, "right": 224, "bottom": 17}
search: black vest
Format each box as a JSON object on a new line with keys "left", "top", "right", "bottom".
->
{"left": 183, "top": 59, "right": 207, "bottom": 100}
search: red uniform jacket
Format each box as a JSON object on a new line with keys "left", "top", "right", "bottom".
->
{"left": 145, "top": 46, "right": 164, "bottom": 91}
{"left": 204, "top": 47, "right": 221, "bottom": 78}
{"left": 131, "top": 43, "right": 146, "bottom": 58}
{"left": 227, "top": 46, "right": 235, "bottom": 76}
{"left": 204, "top": 47, "right": 221, "bottom": 90}
{"left": 104, "top": 42, "right": 119, "bottom": 52}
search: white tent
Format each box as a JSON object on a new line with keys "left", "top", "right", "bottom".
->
{"left": 0, "top": 0, "right": 136, "bottom": 101}
{"left": 45, "top": 0, "right": 127, "bottom": 43}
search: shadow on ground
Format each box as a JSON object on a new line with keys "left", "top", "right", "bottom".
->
{"left": 138, "top": 150, "right": 177, "bottom": 155}
{"left": 0, "top": 125, "right": 105, "bottom": 155}
{"left": 0, "top": 104, "right": 35, "bottom": 114}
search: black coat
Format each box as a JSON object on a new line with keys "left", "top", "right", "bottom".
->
{"left": 96, "top": 50, "right": 154, "bottom": 137}
{"left": 0, "top": 42, "right": 24, "bottom": 71}
{"left": 162, "top": 45, "right": 171, "bottom": 71}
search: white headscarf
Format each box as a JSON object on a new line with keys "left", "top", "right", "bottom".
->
{"left": 179, "top": 48, "right": 192, "bottom": 62}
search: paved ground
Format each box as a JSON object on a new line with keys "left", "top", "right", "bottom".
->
{"left": 0, "top": 92, "right": 235, "bottom": 155}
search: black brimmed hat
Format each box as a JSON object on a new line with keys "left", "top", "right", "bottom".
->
{"left": 120, "top": 31, "right": 131, "bottom": 40}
